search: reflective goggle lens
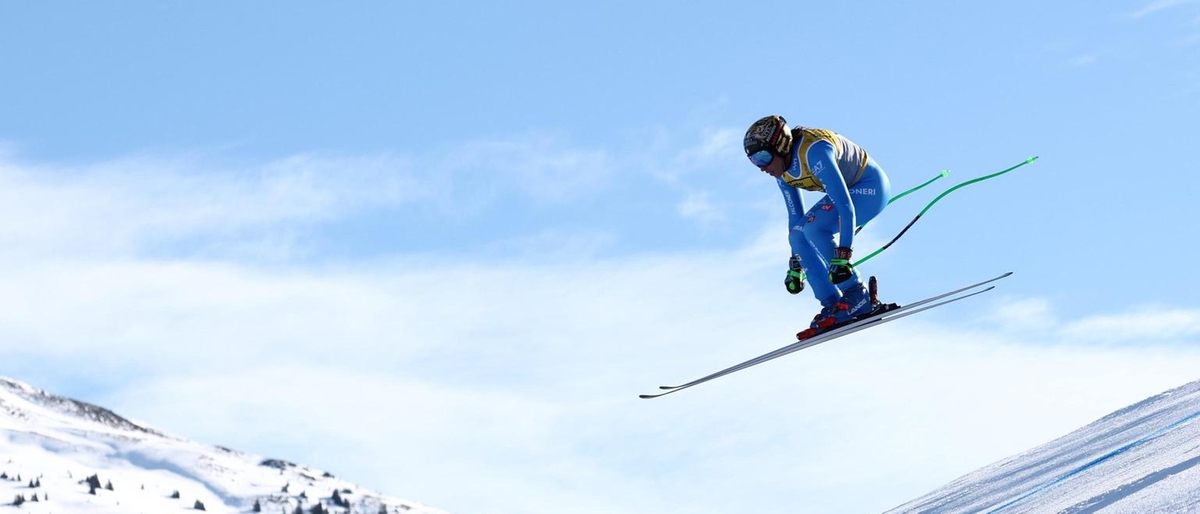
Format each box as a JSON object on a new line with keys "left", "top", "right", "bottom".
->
{"left": 748, "top": 150, "right": 775, "bottom": 167}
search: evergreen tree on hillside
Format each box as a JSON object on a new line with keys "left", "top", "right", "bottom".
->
{"left": 86, "top": 474, "right": 102, "bottom": 495}
{"left": 332, "top": 490, "right": 350, "bottom": 508}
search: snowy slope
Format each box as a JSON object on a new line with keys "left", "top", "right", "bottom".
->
{"left": 888, "top": 378, "right": 1200, "bottom": 514}
{"left": 0, "top": 377, "right": 451, "bottom": 514}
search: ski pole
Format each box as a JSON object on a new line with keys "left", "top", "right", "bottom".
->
{"left": 856, "top": 169, "right": 950, "bottom": 235}
{"left": 889, "top": 168, "right": 951, "bottom": 206}
{"left": 854, "top": 156, "right": 1039, "bottom": 267}
{"left": 796, "top": 169, "right": 951, "bottom": 282}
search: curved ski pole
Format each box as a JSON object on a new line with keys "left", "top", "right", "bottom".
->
{"left": 854, "top": 156, "right": 1039, "bottom": 268}
{"left": 855, "top": 169, "right": 950, "bottom": 236}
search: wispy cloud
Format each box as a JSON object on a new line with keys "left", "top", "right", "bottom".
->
{"left": 78, "top": 278, "right": 1200, "bottom": 514}
{"left": 454, "top": 134, "right": 618, "bottom": 205}
{"left": 0, "top": 126, "right": 755, "bottom": 264}
{"left": 987, "top": 295, "right": 1200, "bottom": 344}
{"left": 676, "top": 190, "right": 726, "bottom": 225}
{"left": 5, "top": 145, "right": 1200, "bottom": 514}
{"left": 1072, "top": 54, "right": 1099, "bottom": 67}
{"left": 7, "top": 231, "right": 1200, "bottom": 514}
{"left": 0, "top": 152, "right": 431, "bottom": 259}
{"left": 988, "top": 297, "right": 1057, "bottom": 332}
{"left": 642, "top": 126, "right": 743, "bottom": 185}
{"left": 1128, "top": 0, "right": 1200, "bottom": 20}
{"left": 1059, "top": 307, "right": 1200, "bottom": 342}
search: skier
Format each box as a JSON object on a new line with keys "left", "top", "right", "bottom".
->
{"left": 743, "top": 115, "right": 893, "bottom": 337}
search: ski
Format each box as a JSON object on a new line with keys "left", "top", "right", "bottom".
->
{"left": 656, "top": 271, "right": 1010, "bottom": 390}
{"left": 639, "top": 272, "right": 1012, "bottom": 399}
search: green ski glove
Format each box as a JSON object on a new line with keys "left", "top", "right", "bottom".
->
{"left": 785, "top": 255, "right": 806, "bottom": 294}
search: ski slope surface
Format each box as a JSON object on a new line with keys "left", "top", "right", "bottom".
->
{"left": 887, "top": 378, "right": 1200, "bottom": 514}
{"left": 0, "top": 376, "right": 450, "bottom": 514}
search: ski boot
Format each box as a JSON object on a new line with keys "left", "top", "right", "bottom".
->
{"left": 796, "top": 277, "right": 896, "bottom": 340}
{"left": 797, "top": 291, "right": 863, "bottom": 340}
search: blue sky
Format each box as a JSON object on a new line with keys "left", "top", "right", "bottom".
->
{"left": 3, "top": 2, "right": 1200, "bottom": 514}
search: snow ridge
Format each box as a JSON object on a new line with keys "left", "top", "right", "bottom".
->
{"left": 1, "top": 378, "right": 159, "bottom": 436}
{"left": 0, "top": 376, "right": 451, "bottom": 514}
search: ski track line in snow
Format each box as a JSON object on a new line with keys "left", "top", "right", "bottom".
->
{"left": 1058, "top": 454, "right": 1200, "bottom": 514}
{"left": 982, "top": 409, "right": 1200, "bottom": 514}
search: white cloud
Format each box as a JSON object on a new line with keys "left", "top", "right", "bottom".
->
{"left": 676, "top": 190, "right": 725, "bottom": 224}
{"left": 452, "top": 134, "right": 617, "bottom": 205}
{"left": 1129, "top": 0, "right": 1200, "bottom": 19}
{"left": 1072, "top": 53, "right": 1099, "bottom": 67}
{"left": 4, "top": 145, "right": 1200, "bottom": 514}
{"left": 988, "top": 296, "right": 1057, "bottom": 332}
{"left": 82, "top": 293, "right": 1200, "bottom": 514}
{"left": 5, "top": 229, "right": 1200, "bottom": 514}
{"left": 641, "top": 125, "right": 745, "bottom": 185}
{"left": 678, "top": 127, "right": 740, "bottom": 168}
{"left": 1058, "top": 306, "right": 1200, "bottom": 343}
{"left": 0, "top": 152, "right": 428, "bottom": 259}
{"left": 0, "top": 137, "right": 625, "bottom": 262}
{"left": 480, "top": 228, "right": 620, "bottom": 260}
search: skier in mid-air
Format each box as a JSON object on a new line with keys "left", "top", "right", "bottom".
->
{"left": 743, "top": 115, "right": 893, "bottom": 338}
{"left": 639, "top": 126, "right": 1028, "bottom": 398}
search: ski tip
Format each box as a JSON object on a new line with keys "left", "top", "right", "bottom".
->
{"left": 659, "top": 385, "right": 679, "bottom": 390}
{"left": 1027, "top": 156, "right": 1039, "bottom": 163}
{"left": 639, "top": 393, "right": 660, "bottom": 400}
{"left": 940, "top": 169, "right": 950, "bottom": 178}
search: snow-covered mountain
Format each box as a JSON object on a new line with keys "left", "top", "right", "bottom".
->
{"left": 888, "top": 378, "right": 1200, "bottom": 514}
{"left": 0, "top": 377, "right": 450, "bottom": 514}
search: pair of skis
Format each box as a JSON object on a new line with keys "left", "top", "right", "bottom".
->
{"left": 638, "top": 272, "right": 1012, "bottom": 399}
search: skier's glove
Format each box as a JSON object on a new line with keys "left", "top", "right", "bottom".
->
{"left": 829, "top": 247, "right": 854, "bottom": 284}
{"left": 785, "top": 255, "right": 805, "bottom": 294}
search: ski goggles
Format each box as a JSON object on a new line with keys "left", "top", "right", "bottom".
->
{"left": 748, "top": 149, "right": 775, "bottom": 167}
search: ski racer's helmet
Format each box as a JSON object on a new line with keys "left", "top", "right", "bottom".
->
{"left": 743, "top": 115, "right": 792, "bottom": 166}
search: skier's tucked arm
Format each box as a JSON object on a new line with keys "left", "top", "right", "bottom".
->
{"left": 777, "top": 177, "right": 807, "bottom": 256}
{"left": 778, "top": 177, "right": 808, "bottom": 294}
{"left": 806, "top": 140, "right": 856, "bottom": 249}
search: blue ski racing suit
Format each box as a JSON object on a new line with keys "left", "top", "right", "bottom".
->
{"left": 778, "top": 127, "right": 892, "bottom": 305}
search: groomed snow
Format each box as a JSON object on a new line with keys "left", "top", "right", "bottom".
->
{"left": 887, "top": 378, "right": 1200, "bottom": 514}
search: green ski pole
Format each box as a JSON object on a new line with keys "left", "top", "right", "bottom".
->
{"left": 854, "top": 156, "right": 1039, "bottom": 267}
{"left": 856, "top": 169, "right": 950, "bottom": 235}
